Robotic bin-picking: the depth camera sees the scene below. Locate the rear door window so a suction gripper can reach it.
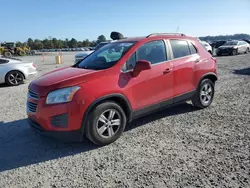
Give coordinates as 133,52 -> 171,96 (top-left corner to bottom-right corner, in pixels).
170,40 -> 191,59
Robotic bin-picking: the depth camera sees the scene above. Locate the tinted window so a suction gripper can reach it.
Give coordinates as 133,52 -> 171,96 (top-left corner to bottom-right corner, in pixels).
77,42 -> 135,70
0,59 -> 9,64
170,40 -> 190,58
121,53 -> 136,71
137,40 -> 167,64
189,42 -> 198,54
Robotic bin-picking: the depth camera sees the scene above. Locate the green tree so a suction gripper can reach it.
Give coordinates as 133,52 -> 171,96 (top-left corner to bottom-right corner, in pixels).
68,38 -> 77,48
57,40 -> 63,49
43,39 -> 54,49
33,39 -> 44,50
27,38 -> 34,48
97,35 -> 106,44
16,41 -> 23,47
52,38 -> 58,48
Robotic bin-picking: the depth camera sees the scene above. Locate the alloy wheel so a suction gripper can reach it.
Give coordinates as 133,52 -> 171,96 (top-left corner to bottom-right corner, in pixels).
96,109 -> 121,139
200,83 -> 213,105
9,72 -> 23,85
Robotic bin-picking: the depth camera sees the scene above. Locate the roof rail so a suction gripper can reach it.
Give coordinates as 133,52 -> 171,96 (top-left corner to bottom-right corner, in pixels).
146,33 -> 186,38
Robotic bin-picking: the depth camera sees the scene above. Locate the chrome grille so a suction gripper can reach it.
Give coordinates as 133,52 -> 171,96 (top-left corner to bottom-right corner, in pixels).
28,90 -> 39,100
27,101 -> 37,113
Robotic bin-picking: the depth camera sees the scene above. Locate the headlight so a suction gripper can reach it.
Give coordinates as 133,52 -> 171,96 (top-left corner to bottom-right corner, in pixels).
233,46 -> 237,49
46,86 -> 80,104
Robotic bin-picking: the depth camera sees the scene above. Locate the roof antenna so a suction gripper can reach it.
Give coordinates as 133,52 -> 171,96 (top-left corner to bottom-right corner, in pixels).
176,26 -> 180,33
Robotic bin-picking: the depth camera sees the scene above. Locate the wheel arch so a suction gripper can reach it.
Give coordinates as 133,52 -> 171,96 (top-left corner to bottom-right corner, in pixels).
4,69 -> 26,82
80,93 -> 133,133
197,72 -> 218,88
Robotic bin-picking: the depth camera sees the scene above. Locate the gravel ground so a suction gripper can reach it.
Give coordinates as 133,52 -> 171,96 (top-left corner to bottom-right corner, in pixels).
0,52 -> 249,188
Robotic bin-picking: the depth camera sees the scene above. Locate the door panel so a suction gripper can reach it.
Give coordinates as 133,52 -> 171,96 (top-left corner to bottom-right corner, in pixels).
120,40 -> 174,111
121,61 -> 173,111
171,55 -> 197,96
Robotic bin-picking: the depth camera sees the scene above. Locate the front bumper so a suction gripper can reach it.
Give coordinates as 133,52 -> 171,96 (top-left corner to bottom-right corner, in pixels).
217,48 -> 234,55
28,118 -> 83,142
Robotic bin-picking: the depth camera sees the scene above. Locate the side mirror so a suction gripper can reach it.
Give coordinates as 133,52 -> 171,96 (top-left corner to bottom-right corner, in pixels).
132,60 -> 151,77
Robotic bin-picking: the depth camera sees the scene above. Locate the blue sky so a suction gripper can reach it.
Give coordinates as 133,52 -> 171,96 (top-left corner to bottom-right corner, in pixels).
1,0 -> 250,42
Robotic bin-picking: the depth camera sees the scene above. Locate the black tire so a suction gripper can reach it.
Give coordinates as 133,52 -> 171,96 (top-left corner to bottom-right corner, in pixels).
192,79 -> 215,109
18,50 -> 25,56
245,48 -> 249,54
216,53 -> 221,56
5,70 -> 24,86
4,51 -> 12,58
85,101 -> 127,146
232,49 -> 237,56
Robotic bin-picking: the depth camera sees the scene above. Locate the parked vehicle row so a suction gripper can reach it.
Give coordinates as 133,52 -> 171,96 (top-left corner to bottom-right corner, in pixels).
39,47 -> 94,53
26,32 -> 218,146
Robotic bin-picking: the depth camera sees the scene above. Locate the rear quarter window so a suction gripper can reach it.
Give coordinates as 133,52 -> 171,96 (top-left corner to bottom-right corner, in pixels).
188,42 -> 198,54
170,40 -> 191,59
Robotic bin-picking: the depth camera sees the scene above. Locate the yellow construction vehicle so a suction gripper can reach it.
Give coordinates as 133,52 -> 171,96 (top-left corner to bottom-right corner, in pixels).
0,42 -> 29,58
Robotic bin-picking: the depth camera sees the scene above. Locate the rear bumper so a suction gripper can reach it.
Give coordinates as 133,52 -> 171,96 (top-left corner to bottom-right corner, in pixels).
28,118 -> 83,142
26,71 -> 38,80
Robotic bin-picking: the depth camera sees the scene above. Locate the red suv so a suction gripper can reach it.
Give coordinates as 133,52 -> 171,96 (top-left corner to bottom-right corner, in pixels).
27,33 -> 217,145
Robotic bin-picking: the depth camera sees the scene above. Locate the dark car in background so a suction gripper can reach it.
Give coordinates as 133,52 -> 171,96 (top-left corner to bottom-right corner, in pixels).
242,39 -> 250,44
217,40 -> 249,56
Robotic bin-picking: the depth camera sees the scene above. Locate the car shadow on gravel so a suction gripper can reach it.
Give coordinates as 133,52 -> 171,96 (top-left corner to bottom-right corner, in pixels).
0,119 -> 100,172
126,102 -> 198,131
233,67 -> 250,76
0,103 -> 197,172
0,83 -> 10,88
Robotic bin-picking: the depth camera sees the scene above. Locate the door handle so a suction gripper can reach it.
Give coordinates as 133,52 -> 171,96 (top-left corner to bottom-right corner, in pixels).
163,68 -> 172,74
194,58 -> 200,63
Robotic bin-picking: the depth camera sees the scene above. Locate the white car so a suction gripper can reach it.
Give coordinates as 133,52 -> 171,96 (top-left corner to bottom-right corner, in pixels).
0,57 -> 37,86
74,42 -> 111,63
74,50 -> 94,63
200,41 -> 213,55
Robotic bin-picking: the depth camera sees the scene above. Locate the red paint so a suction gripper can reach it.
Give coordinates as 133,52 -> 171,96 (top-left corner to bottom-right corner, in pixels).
27,35 -> 217,132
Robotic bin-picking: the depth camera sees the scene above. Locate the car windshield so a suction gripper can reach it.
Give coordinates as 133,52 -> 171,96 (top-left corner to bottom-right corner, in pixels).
77,42 -> 136,70
224,41 -> 238,45
94,42 -> 109,50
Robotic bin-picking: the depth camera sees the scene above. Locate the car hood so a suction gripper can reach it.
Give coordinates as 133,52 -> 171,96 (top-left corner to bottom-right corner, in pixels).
29,66 -> 98,97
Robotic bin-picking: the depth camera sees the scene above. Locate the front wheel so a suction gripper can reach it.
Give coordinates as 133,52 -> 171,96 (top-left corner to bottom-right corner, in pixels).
192,79 -> 215,109
85,101 -> 127,146
232,49 -> 237,56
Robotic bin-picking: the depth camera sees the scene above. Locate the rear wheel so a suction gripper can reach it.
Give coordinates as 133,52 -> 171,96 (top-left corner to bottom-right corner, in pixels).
85,101 -> 127,146
5,70 -> 24,86
245,48 -> 249,54
192,79 -> 215,109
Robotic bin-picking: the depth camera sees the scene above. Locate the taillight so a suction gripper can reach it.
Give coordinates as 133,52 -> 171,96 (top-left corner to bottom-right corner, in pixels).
211,57 -> 217,63
32,63 -> 36,68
